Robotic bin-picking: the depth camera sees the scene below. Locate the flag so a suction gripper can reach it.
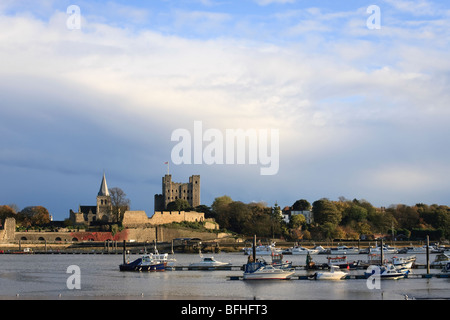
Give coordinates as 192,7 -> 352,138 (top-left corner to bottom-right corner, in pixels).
164,162 -> 168,164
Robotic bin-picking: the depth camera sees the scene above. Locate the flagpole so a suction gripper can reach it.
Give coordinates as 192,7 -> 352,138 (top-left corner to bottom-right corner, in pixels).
167,161 -> 170,175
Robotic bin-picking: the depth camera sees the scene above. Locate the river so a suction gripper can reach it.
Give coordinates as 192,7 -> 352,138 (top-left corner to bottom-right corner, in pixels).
0,252 -> 449,300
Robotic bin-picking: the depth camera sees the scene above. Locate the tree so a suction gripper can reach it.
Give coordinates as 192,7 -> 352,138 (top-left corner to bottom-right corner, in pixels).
167,199 -> 191,211
0,205 -> 16,222
17,206 -> 51,226
109,187 -> 130,223
312,199 -> 342,226
292,199 -> 311,211
289,214 -> 306,229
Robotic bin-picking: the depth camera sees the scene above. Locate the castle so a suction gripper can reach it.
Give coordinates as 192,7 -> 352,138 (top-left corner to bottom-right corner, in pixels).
70,173 -> 205,227
70,173 -> 114,225
154,174 -> 200,211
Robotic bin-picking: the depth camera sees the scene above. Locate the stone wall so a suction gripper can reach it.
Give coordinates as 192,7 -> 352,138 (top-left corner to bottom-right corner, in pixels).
149,211 -> 204,225
122,210 -> 205,228
0,218 -> 16,242
121,211 -> 150,227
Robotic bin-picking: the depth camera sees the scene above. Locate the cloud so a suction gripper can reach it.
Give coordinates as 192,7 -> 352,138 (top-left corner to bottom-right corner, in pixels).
1,1 -> 450,217
254,0 -> 296,5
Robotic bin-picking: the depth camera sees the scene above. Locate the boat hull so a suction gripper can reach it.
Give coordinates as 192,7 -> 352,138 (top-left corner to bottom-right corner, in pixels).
314,272 -> 347,280
243,271 -> 294,280
119,258 -> 166,272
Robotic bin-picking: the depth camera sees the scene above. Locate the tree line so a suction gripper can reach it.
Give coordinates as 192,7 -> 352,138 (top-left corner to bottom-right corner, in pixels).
205,196 -> 450,241
2,194 -> 449,241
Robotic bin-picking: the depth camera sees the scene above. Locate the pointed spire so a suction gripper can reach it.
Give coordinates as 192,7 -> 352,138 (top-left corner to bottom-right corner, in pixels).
98,173 -> 110,196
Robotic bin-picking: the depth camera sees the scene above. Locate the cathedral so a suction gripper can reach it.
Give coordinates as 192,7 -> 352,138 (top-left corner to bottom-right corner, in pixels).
70,173 -> 113,225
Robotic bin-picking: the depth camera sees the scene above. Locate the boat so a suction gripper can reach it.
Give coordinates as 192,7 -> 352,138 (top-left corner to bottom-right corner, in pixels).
270,252 -> 292,270
399,245 -> 435,254
392,255 -> 416,269
369,245 -> 398,254
313,265 -> 348,280
119,247 -> 175,272
283,246 -> 318,255
327,256 -> 358,269
119,253 -> 166,272
364,264 -> 409,280
329,246 -> 360,255
431,253 -> 450,267
243,260 -> 295,280
243,242 -> 282,256
189,255 -> 231,268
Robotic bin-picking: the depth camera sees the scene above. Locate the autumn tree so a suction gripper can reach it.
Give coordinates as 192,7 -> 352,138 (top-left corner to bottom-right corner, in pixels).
109,187 -> 130,223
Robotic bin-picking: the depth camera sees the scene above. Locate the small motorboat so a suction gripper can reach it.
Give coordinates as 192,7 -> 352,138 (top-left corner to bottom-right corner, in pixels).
243,242 -> 282,256
329,246 -> 360,255
271,253 -> 292,270
189,256 -> 231,268
283,246 -> 318,255
369,245 -> 398,254
313,265 -> 348,280
431,253 -> 450,267
364,264 -> 409,280
119,253 -> 166,272
243,261 -> 295,280
327,256 -> 358,269
392,255 -> 416,269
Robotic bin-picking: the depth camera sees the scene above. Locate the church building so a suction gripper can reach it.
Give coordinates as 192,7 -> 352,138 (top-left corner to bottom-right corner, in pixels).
70,173 -> 113,225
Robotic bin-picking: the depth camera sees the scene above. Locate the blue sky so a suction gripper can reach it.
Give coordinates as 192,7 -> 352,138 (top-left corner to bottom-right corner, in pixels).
1,0 -> 450,220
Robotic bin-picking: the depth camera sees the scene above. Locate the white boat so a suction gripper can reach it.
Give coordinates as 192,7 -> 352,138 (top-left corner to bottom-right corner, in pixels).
329,246 -> 360,255
431,253 -> 450,267
189,256 -> 231,268
313,265 -> 347,280
365,264 -> 409,280
392,255 -> 415,269
283,246 -> 318,255
243,261 -> 295,280
243,242 -> 282,256
401,245 -> 435,254
312,245 -> 327,254
369,245 -> 398,254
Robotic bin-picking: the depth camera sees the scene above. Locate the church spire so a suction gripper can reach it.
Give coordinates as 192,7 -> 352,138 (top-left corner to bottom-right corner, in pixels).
98,173 -> 110,196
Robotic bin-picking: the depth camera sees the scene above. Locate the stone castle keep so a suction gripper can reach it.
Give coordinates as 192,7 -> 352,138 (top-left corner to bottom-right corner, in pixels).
154,174 -> 200,211
70,173 -> 205,228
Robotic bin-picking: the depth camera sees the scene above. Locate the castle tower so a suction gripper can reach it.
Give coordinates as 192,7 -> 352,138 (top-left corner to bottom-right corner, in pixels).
96,173 -> 112,222
154,174 -> 200,211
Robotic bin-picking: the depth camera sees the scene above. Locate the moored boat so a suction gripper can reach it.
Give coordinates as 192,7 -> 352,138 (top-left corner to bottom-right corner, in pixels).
119,253 -> 166,272
243,242 -> 282,256
431,253 -> 450,267
391,255 -> 415,269
313,265 -> 347,280
283,246 -> 318,255
364,264 -> 409,280
189,256 -> 231,268
327,256 -> 358,269
243,261 -> 295,280
369,245 -> 398,254
329,246 -> 360,255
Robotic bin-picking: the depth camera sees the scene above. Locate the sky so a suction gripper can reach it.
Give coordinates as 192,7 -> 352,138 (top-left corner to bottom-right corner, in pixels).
1,0 -> 450,220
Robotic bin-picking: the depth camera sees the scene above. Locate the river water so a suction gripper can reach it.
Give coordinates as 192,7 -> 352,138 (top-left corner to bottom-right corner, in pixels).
0,252 -> 449,300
